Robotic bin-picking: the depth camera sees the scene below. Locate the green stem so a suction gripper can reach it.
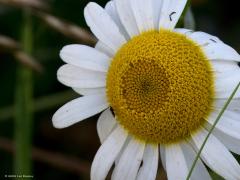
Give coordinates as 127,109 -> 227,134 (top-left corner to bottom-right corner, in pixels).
186,82 -> 240,180
14,11 -> 33,175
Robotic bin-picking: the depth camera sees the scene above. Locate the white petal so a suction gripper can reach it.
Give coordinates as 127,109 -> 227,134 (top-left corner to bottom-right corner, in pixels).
212,128 -> 240,155
160,146 -> 166,170
214,99 -> 240,112
84,2 -> 126,52
184,30 -> 240,62
206,110 -> 240,139
215,69 -> 240,98
137,144 -> 159,180
158,0 -> 171,29
95,41 -> 115,57
174,28 -> 194,35
191,128 -> 240,179
211,109 -> 240,121
60,45 -> 110,72
164,144 -> 188,180
57,64 -> 106,88
187,31 -> 222,46
152,0 -> 163,29
73,87 -> 105,96
204,110 -> 240,154
105,1 -> 130,39
114,137 -> 131,165
97,108 -> 117,143
115,0 -> 139,37
130,0 -> 154,32
210,60 -> 239,74
91,126 -> 128,180
181,143 -> 212,180
227,111 -> 240,120
52,94 -> 108,128
203,42 -> 240,62
112,138 -> 145,180
159,0 -> 188,30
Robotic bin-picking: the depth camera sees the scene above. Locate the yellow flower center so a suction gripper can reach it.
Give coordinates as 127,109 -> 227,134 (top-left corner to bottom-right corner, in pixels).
106,30 -> 214,144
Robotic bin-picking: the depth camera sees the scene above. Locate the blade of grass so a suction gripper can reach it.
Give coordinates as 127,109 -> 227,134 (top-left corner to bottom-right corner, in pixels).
14,10 -> 33,175
186,82 -> 240,180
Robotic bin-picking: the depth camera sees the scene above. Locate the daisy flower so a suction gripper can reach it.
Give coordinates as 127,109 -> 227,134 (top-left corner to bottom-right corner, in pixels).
53,0 -> 240,179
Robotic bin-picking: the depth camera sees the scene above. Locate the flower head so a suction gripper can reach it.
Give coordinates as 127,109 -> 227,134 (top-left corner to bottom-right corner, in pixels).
53,0 -> 240,179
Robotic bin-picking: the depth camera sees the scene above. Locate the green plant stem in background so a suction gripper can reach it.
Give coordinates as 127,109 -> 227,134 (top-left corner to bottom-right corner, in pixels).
186,82 -> 240,180
14,10 -> 33,175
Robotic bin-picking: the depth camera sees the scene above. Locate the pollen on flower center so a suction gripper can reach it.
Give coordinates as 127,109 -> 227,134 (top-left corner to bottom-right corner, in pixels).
106,30 -> 214,144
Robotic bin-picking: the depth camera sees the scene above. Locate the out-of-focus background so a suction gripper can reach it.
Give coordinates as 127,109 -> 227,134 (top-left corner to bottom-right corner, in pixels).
0,0 -> 239,179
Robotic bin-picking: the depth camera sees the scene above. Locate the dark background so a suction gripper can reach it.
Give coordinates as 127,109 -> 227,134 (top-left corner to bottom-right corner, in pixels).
0,0 -> 239,179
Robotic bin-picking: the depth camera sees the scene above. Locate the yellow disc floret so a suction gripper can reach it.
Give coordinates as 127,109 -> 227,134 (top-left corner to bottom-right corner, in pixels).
106,30 -> 214,144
